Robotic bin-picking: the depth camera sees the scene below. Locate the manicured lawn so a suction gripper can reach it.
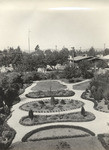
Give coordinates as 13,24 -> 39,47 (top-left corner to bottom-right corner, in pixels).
73,81 -> 90,91
20,99 -> 84,113
20,111 -> 95,126
10,137 -> 105,150
31,80 -> 67,91
27,128 -> 90,141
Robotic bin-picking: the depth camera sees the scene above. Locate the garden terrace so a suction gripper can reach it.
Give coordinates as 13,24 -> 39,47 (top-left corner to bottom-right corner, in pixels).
22,125 -> 95,142
19,99 -> 84,113
20,111 -> 95,126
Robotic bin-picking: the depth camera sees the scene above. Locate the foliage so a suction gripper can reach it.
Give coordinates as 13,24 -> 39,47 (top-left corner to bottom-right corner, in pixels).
87,47 -> 96,56
26,90 -> 75,98
81,106 -> 86,116
29,109 -> 34,120
78,60 -> 93,79
103,48 -> 109,56
64,64 -> 81,79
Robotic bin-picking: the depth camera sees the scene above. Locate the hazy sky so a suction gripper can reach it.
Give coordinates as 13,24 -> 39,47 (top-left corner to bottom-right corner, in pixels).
0,0 -> 109,52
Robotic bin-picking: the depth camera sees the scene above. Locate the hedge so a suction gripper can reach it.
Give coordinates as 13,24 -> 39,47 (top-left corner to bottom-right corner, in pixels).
22,124 -> 95,142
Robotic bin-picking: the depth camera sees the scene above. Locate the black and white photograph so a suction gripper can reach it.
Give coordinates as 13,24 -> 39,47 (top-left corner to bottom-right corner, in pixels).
0,0 -> 109,150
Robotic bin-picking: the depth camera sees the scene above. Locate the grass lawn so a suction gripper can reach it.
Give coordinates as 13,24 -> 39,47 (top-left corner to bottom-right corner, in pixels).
19,99 -> 84,113
31,80 -> 67,91
27,128 -> 90,141
20,111 -> 95,126
9,136 -> 105,150
73,81 -> 90,91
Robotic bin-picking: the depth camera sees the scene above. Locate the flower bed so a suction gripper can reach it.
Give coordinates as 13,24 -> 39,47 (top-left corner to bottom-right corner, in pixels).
22,125 -> 95,142
19,111 -> 95,126
20,99 -> 83,113
81,91 -> 109,113
26,90 -> 75,98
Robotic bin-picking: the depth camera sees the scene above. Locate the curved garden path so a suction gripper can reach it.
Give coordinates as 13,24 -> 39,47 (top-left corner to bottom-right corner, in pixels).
7,80 -> 109,143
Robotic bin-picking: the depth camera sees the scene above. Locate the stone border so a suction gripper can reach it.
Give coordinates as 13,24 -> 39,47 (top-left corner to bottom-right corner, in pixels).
22,124 -> 95,142
81,92 -> 109,113
19,99 -> 84,113
19,111 -> 96,126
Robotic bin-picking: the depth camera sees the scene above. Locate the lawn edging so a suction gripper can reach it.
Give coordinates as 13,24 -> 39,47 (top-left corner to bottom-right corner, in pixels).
22,124 -> 95,142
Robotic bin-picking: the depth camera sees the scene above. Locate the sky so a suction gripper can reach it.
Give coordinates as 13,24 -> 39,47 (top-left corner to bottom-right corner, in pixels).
0,0 -> 109,52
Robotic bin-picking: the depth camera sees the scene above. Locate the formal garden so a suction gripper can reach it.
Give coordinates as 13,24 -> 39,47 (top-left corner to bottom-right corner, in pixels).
20,98 -> 83,113
26,80 -> 75,98
20,111 -> 95,126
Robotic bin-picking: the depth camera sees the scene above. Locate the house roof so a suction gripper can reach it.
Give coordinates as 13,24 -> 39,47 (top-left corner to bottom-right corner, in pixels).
68,55 -> 93,62
101,55 -> 109,60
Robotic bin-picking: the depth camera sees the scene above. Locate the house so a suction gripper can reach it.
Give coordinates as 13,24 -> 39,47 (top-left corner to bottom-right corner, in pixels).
55,64 -> 66,70
0,64 -> 13,73
37,67 -> 46,73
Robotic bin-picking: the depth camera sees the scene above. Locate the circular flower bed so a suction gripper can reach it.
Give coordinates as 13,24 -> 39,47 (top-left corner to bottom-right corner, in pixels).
20,99 -> 84,113
20,111 -> 95,126
26,90 -> 75,98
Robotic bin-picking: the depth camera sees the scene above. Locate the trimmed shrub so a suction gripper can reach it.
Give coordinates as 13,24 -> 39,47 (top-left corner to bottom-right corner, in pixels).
81,106 -> 86,116
29,109 -> 34,120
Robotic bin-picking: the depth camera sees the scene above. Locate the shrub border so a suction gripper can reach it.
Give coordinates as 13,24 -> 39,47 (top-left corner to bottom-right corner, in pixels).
98,134 -> 109,150
19,99 -> 84,113
0,123 -> 16,149
25,90 -> 75,99
19,111 -> 96,126
22,124 -> 95,142
81,92 -> 109,113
